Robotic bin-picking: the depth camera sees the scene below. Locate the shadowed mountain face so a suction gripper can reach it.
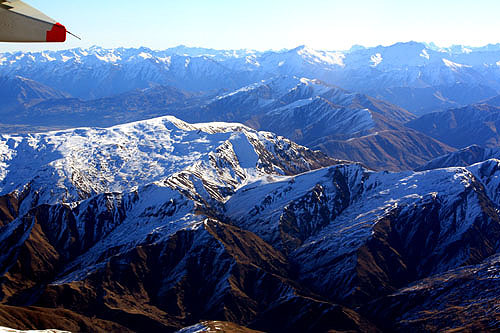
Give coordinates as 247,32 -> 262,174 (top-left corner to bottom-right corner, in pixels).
0,85 -> 209,133
484,93 -> 500,107
0,305 -> 130,332
0,117 -> 499,332
407,104 -> 500,148
313,129 -> 454,171
363,254 -> 500,332
0,76 -> 70,115
415,144 -> 500,171
369,84 -> 499,116
24,85 -> 202,126
224,161 -> 500,305
1,75 -> 414,134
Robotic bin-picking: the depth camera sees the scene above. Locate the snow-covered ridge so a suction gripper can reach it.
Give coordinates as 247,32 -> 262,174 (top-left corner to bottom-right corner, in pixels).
296,46 -> 345,67
8,146 -> 497,298
0,115 -> 335,213
0,115 -> 339,286
442,58 -> 471,69
226,163 -> 483,248
224,158 -> 500,302
1,42 -> 498,64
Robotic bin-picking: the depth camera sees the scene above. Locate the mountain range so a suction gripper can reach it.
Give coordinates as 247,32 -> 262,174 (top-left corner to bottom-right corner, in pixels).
181,76 -> 455,171
1,42 -> 500,114
1,42 -> 500,332
0,74 -> 455,171
3,42 -> 500,171
0,116 -> 499,332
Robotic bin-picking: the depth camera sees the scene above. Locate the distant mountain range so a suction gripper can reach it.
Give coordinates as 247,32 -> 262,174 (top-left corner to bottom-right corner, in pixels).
0,116 -> 499,332
1,42 -> 500,114
0,74 -> 456,171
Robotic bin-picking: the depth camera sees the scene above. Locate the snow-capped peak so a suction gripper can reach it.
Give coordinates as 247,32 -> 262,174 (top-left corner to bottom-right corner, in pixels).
296,46 -> 345,67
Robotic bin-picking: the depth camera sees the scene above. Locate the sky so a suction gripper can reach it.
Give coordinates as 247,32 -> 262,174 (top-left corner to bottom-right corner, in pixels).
1,0 -> 499,52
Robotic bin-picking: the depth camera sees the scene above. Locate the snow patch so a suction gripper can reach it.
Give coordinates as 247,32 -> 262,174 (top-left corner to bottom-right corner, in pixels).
442,58 -> 471,69
138,52 -> 153,59
420,49 -> 430,60
215,81 -> 262,100
245,55 -> 260,66
229,133 -> 259,169
297,47 -> 345,66
176,323 -> 208,333
370,53 -> 383,67
299,77 -> 313,85
61,55 -> 72,62
94,52 -> 121,63
41,52 -> 56,62
157,56 -> 171,66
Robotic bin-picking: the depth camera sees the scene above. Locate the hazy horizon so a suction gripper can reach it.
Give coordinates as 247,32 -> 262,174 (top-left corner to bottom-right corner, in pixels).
2,40 -> 500,54
0,0 -> 499,53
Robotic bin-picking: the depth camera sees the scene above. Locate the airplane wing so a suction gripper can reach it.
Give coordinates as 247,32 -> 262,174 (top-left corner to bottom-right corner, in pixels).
0,0 -> 66,42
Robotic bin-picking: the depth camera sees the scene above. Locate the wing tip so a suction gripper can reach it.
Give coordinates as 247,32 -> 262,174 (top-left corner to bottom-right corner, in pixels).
46,22 -> 66,42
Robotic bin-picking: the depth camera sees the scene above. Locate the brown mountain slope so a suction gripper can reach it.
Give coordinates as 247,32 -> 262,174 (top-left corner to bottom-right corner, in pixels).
313,129 -> 455,171
363,254 -> 500,332
0,212 -> 377,332
0,194 -> 18,227
0,305 -> 130,332
179,321 -> 264,333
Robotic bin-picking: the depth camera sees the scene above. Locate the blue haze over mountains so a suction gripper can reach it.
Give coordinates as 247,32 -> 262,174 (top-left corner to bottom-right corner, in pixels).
2,41 -> 500,110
